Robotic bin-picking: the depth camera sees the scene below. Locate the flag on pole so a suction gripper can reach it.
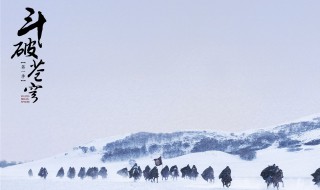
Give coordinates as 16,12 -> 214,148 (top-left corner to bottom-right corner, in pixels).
154,156 -> 162,166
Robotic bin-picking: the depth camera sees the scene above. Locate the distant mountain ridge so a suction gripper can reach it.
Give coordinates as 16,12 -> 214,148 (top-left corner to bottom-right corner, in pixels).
77,114 -> 320,162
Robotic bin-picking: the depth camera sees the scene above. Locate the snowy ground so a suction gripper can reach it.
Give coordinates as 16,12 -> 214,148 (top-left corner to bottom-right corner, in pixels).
0,142 -> 320,190
1,145 -> 319,190
3,115 -> 320,190
1,176 -> 318,190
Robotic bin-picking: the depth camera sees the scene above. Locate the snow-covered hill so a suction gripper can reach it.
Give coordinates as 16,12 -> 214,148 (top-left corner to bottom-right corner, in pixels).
94,113 -> 320,162
1,144 -> 319,190
1,114 -> 320,190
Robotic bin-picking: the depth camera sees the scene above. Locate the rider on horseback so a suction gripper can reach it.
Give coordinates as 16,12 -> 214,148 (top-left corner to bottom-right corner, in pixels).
261,164 -> 284,189
219,166 -> 232,188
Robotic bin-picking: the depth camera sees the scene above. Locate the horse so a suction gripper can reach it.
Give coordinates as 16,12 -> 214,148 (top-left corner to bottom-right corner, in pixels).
77,167 -> 86,179
181,164 -> 192,179
117,167 -> 128,178
67,167 -> 76,179
38,167 -> 48,179
148,166 -> 159,183
161,165 -> 170,180
170,165 -> 179,180
219,166 -> 232,188
201,166 -> 214,182
56,167 -> 65,178
312,168 -> 320,186
190,165 -> 199,180
28,169 -> 33,177
261,165 -> 284,190
86,167 -> 99,179
143,165 -> 151,180
129,164 -> 142,181
98,167 -> 107,178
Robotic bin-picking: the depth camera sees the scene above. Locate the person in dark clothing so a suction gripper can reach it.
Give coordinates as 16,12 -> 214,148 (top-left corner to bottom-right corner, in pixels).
86,167 -> 99,179
261,165 -> 275,181
181,164 -> 192,179
28,169 -> 33,177
56,167 -> 65,178
98,167 -> 107,178
38,167 -> 48,179
170,165 -> 179,180
201,166 -> 214,182
190,165 -> 199,180
311,168 -> 320,185
148,166 -> 159,183
261,164 -> 284,189
129,163 -> 142,181
67,167 -> 76,179
143,165 -> 151,180
161,165 -> 170,180
78,167 -> 86,179
117,167 -> 129,178
219,166 -> 232,188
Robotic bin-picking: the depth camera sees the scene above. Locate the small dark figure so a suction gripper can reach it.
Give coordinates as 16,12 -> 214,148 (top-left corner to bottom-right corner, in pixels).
170,165 -> 179,180
181,164 -> 192,179
201,166 -> 214,182
43,168 -> 48,179
161,165 -> 170,180
56,167 -> 64,178
28,169 -> 33,177
129,163 -> 142,181
148,166 -> 159,183
261,164 -> 284,189
38,167 -> 48,179
143,165 -> 151,180
86,167 -> 92,178
67,167 -> 76,179
311,168 -> 320,186
86,167 -> 99,179
92,167 -> 99,179
98,167 -> 107,179
117,168 -> 129,178
78,167 -> 86,179
219,166 -> 232,188
190,165 -> 199,180
273,169 -> 284,189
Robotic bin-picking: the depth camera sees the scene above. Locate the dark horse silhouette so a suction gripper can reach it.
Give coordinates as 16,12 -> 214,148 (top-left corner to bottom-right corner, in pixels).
98,167 -> 107,179
147,166 -> 159,183
77,167 -> 86,179
219,166 -> 232,188
67,167 -> 76,179
181,164 -> 192,179
161,165 -> 170,180
56,167 -> 64,178
38,167 -> 48,179
129,163 -> 142,181
117,168 -> 128,178
311,168 -> 320,186
28,169 -> 33,177
86,167 -> 99,179
170,165 -> 179,180
190,165 -> 199,180
201,166 -> 214,182
143,165 -> 151,180
261,164 -> 284,190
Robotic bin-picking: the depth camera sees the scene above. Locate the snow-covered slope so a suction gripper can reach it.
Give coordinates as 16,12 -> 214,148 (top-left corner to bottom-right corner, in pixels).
1,114 -> 320,190
1,144 -> 319,190
96,113 -> 320,162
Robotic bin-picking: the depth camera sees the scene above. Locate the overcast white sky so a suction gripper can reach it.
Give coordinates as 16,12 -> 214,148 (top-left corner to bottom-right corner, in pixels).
1,0 -> 320,161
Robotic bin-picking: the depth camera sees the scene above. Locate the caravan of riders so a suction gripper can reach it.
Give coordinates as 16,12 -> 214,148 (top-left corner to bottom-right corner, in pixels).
28,163 -> 320,189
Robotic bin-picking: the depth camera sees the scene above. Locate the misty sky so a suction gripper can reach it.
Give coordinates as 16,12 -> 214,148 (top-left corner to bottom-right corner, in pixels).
1,0 -> 320,161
